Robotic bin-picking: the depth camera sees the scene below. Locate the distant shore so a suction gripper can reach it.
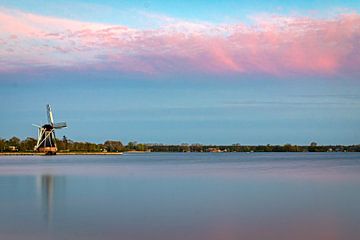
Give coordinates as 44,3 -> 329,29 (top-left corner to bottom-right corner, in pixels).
1,151 -> 358,156
0,152 -> 123,156
2,137 -> 360,153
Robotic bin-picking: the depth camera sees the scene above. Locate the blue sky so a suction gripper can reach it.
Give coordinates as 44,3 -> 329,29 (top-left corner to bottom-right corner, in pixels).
0,0 -> 359,34
0,0 -> 359,145
1,74 -> 359,145
1,0 -> 359,23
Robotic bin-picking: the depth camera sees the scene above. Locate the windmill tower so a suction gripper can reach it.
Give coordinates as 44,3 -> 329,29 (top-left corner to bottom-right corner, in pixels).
33,105 -> 67,155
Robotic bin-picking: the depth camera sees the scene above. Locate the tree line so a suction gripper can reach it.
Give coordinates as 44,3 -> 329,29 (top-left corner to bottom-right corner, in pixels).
1,136 -> 360,152
145,143 -> 360,152
0,136 -> 145,152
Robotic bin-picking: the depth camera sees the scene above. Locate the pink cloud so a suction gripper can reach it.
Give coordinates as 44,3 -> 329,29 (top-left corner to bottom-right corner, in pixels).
0,8 -> 359,78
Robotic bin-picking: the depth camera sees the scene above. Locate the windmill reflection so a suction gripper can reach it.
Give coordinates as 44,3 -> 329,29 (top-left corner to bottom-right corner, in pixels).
37,174 -> 66,225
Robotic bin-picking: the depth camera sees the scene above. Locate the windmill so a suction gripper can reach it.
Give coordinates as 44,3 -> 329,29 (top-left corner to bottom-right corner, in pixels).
33,105 -> 67,155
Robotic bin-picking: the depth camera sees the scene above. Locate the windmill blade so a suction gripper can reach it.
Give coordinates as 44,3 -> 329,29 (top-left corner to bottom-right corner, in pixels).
47,104 -> 54,125
53,122 -> 67,129
53,130 -> 57,142
32,124 -> 42,128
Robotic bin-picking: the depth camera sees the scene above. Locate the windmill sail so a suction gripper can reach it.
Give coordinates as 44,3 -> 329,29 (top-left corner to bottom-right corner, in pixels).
47,104 -> 54,125
53,122 -> 67,129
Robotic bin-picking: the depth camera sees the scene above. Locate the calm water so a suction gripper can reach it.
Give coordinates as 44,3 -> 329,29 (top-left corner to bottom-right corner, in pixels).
1,152 -> 360,240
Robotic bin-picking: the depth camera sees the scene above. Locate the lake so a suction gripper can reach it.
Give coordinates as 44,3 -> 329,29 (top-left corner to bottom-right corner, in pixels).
1,152 -> 360,240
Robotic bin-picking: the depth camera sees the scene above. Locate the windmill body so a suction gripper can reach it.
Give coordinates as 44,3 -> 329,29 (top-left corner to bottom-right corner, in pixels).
34,105 -> 67,155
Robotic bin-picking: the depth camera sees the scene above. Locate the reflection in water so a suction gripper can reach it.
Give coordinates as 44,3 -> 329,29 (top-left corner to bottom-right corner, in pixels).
41,175 -> 53,224
36,175 -> 65,226
1,153 -> 360,240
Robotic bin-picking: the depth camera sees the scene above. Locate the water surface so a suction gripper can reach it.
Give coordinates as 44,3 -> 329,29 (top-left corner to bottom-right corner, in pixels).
1,153 -> 360,240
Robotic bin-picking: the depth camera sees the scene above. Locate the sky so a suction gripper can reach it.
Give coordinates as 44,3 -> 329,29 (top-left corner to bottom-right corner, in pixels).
0,0 -> 359,145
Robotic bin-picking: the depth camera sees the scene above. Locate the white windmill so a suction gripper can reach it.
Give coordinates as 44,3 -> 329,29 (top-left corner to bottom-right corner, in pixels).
33,104 -> 67,155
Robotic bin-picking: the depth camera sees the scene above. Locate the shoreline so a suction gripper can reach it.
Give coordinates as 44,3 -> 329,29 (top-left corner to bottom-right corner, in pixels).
0,151 -> 355,156
0,152 -> 123,156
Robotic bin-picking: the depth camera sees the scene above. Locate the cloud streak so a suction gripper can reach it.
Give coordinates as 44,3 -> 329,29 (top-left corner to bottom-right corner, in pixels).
0,8 -> 359,78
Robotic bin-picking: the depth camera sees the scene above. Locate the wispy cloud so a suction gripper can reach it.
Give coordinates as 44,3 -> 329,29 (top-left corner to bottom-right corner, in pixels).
0,7 -> 359,78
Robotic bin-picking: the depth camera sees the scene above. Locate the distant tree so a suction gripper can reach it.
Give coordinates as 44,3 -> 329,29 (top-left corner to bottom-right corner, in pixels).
243,146 -> 251,152
0,138 -> 6,152
126,141 -> 138,150
136,143 -> 148,151
190,144 -> 203,152
230,143 -> 241,152
180,143 -> 190,152
7,137 -> 21,148
309,141 -> 318,152
19,137 -> 37,151
283,144 -> 300,152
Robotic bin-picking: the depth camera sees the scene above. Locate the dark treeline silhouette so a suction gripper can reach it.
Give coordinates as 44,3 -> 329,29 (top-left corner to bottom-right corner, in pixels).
1,136 -> 359,152
147,143 -> 360,152
0,137 -> 143,152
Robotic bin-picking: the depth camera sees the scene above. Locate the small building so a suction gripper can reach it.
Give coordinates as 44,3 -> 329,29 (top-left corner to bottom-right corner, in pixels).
8,146 -> 18,151
207,148 -> 222,153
